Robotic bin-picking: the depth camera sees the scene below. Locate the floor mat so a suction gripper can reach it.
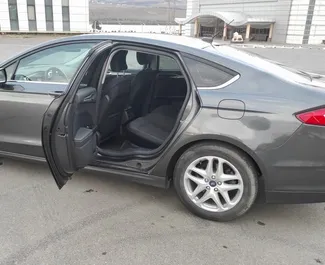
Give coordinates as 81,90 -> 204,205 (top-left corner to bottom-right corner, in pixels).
99,136 -> 148,151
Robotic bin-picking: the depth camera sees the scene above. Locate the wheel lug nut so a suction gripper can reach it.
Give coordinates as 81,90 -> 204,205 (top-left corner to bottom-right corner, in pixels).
206,186 -> 210,190
212,175 -> 216,179
217,182 -> 222,185
205,179 -> 209,182
214,188 -> 218,192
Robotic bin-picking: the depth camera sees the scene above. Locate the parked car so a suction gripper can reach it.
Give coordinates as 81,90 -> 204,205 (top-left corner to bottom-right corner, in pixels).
0,33 -> 325,222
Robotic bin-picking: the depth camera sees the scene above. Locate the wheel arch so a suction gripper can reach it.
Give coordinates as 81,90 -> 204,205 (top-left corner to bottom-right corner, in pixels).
166,135 -> 267,202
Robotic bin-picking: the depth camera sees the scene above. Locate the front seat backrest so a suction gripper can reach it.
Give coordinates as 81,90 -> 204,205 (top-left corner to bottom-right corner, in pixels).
98,50 -> 132,142
127,52 -> 157,118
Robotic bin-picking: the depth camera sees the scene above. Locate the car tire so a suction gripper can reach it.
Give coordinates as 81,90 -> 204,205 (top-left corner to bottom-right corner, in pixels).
173,142 -> 258,222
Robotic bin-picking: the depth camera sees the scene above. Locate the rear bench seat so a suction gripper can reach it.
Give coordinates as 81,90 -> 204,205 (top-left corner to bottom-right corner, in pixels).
125,73 -> 187,149
126,103 -> 181,148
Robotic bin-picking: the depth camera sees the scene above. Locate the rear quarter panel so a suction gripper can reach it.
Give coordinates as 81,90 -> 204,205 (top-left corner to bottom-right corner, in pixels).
152,62 -> 325,194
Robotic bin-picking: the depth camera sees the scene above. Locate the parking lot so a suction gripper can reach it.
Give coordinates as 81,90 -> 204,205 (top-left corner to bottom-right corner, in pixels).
0,35 -> 325,265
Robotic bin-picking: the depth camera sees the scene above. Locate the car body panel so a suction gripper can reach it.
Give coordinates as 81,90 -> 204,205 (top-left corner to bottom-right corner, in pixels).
0,90 -> 56,158
1,33 -> 325,204
260,124 -> 325,192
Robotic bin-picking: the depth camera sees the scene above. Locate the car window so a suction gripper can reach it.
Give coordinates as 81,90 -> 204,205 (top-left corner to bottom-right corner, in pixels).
106,50 -> 144,75
5,61 -> 18,80
126,50 -> 143,71
159,55 -> 180,71
183,57 -> 236,87
13,42 -> 96,84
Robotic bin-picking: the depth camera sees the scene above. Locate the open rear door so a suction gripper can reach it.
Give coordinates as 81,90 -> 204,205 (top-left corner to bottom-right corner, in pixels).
42,41 -> 115,189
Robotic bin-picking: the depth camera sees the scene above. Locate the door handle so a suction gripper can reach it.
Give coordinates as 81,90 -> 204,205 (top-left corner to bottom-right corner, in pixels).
48,91 -> 64,98
83,93 -> 96,102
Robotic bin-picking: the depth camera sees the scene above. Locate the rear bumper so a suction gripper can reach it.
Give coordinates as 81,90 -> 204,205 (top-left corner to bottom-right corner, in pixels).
266,191 -> 325,204
260,124 -> 325,198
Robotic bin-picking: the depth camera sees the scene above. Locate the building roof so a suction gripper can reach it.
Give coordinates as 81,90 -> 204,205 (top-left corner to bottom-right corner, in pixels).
175,11 -> 275,27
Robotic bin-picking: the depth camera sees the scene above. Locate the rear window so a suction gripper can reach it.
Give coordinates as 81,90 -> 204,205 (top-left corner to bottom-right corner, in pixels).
159,55 -> 180,71
183,57 -> 236,87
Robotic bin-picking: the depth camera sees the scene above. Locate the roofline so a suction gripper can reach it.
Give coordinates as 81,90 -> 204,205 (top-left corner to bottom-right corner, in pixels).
0,33 -> 212,67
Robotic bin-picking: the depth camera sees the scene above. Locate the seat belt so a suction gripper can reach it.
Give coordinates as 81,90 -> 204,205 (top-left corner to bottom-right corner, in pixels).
141,75 -> 157,116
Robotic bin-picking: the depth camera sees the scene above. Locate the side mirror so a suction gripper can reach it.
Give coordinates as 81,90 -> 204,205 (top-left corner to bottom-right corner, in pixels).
0,69 -> 7,84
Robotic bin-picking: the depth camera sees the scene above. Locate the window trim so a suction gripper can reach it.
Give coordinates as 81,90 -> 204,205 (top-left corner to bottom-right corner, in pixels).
197,74 -> 240,90
6,80 -> 69,85
181,53 -> 240,90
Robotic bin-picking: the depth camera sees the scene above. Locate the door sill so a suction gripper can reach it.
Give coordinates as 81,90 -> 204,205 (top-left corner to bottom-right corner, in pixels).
0,151 -> 46,163
0,151 -> 169,188
84,164 -> 169,189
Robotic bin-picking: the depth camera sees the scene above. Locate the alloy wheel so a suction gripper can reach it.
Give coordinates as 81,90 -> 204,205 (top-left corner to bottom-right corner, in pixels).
183,156 -> 244,212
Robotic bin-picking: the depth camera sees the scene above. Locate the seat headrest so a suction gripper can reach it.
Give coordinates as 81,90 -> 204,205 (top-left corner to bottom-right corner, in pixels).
110,50 -> 128,72
136,52 -> 153,65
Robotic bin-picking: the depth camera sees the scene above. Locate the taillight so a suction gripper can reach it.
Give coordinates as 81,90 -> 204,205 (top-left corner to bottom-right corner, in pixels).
296,108 -> 325,126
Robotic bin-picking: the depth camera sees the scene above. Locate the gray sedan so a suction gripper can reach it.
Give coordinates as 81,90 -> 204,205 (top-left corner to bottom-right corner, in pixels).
0,33 -> 325,221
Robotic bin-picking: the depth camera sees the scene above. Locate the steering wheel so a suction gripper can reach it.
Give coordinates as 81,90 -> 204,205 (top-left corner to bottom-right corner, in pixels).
45,67 -> 69,82
14,74 -> 32,81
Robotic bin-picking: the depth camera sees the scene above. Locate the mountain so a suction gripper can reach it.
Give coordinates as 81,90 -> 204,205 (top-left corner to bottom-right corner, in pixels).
89,0 -> 187,24
89,0 -> 187,8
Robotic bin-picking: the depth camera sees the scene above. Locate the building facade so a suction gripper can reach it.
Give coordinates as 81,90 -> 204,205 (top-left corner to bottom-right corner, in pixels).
176,0 -> 325,44
0,0 -> 89,32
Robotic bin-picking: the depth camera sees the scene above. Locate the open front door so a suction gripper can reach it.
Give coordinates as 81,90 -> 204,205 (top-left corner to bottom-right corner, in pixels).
42,41 -> 115,189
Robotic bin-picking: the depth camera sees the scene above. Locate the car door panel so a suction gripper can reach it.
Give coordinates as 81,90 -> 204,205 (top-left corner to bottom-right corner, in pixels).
0,40 -> 100,159
0,83 -> 66,158
72,87 -> 98,168
74,127 -> 97,168
44,86 -> 98,181
43,41 -> 115,188
2,81 -> 68,93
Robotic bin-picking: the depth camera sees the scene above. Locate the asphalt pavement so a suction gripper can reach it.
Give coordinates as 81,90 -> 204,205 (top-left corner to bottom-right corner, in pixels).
0,35 -> 325,265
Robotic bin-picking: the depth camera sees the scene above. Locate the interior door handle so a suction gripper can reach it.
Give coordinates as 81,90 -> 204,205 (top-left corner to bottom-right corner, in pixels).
83,93 -> 96,102
48,91 -> 64,98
